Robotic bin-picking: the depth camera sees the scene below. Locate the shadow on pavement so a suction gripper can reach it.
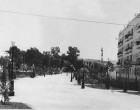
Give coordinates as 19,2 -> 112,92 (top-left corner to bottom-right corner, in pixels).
116,90 -> 140,96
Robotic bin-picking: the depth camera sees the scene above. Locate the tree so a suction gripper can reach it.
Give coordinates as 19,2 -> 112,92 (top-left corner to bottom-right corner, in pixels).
0,56 -> 10,67
6,46 -> 22,68
0,62 -> 10,104
60,54 -> 67,68
51,47 -> 61,68
51,47 -> 60,57
74,59 -> 84,70
107,61 -> 114,71
89,62 -> 92,67
123,59 -> 131,92
42,51 -> 50,68
67,46 -> 80,67
25,47 -> 42,67
61,54 -> 67,61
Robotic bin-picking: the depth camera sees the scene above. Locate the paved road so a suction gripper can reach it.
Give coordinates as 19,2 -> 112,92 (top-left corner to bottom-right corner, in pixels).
11,73 -> 140,110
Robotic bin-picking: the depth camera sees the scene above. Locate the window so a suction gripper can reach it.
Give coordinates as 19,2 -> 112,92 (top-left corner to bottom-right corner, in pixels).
131,28 -> 133,36
132,68 -> 134,75
130,55 -> 132,61
131,41 -> 133,47
135,24 -> 140,31
119,59 -> 120,63
127,44 -> 129,47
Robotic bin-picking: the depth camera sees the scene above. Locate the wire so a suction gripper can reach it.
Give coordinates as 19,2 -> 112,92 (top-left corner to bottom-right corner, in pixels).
0,10 -> 126,26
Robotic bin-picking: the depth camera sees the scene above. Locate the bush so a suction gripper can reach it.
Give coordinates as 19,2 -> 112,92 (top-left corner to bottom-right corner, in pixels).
0,68 -> 10,104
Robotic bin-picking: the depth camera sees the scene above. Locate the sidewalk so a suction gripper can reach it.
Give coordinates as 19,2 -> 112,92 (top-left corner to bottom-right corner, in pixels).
10,73 -> 140,110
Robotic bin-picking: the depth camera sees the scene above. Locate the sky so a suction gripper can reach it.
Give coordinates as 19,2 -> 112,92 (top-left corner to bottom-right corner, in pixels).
0,0 -> 140,61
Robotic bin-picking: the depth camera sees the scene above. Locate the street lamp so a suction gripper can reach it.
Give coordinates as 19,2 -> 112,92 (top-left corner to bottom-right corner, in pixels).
81,65 -> 88,89
22,56 -> 24,72
106,65 -> 110,89
70,65 -> 73,82
81,68 -> 85,89
105,61 -> 110,89
9,41 -> 15,96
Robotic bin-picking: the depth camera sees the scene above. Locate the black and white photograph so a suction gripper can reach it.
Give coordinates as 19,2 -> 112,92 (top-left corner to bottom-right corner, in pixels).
0,0 -> 140,109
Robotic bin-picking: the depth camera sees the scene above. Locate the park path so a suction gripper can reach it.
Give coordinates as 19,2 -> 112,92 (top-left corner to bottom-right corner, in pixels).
11,73 -> 140,110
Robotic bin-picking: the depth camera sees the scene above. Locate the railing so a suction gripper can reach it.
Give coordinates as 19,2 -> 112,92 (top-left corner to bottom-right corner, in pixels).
125,36 -> 133,42
136,45 -> 140,49
136,27 -> 140,33
136,41 -> 140,49
118,41 -> 123,47
125,47 -> 132,54
117,51 -> 123,57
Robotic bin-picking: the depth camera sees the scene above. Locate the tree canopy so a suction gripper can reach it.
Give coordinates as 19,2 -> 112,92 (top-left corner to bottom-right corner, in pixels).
4,45 -> 82,71
67,46 -> 80,67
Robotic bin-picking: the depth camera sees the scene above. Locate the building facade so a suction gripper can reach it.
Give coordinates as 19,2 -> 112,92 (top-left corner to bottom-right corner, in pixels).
118,13 -> 140,81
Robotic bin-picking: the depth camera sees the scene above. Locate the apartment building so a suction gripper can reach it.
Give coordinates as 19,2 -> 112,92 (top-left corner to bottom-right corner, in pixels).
118,13 -> 140,80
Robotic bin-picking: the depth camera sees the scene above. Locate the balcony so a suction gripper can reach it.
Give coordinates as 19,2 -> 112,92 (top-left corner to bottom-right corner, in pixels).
125,47 -> 132,54
117,51 -> 123,57
118,41 -> 123,47
124,59 -> 132,67
125,36 -> 133,42
136,41 -> 140,49
125,31 -> 133,42
136,25 -> 140,33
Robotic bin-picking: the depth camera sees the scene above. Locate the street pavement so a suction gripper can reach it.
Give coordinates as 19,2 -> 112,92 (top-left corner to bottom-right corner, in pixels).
10,73 -> 140,110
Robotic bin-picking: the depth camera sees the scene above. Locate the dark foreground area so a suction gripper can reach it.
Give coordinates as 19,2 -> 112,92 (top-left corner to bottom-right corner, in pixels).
0,102 -> 31,109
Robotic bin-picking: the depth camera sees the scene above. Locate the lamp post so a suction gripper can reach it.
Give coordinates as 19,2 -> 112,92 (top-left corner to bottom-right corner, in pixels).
81,65 -> 88,89
9,41 -> 15,96
48,51 -> 51,75
70,65 -> 73,82
81,68 -> 85,89
22,56 -> 24,72
105,62 -> 110,89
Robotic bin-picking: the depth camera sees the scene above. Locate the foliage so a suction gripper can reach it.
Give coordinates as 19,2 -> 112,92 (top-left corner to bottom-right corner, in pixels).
51,47 -> 60,57
60,54 -> 68,68
50,47 -> 61,68
25,47 -> 42,67
0,66 -> 10,104
74,59 -> 84,70
0,56 -> 10,67
6,46 -> 22,68
67,46 -> 80,67
107,61 -> 114,71
4,45 -> 82,72
42,51 -> 50,68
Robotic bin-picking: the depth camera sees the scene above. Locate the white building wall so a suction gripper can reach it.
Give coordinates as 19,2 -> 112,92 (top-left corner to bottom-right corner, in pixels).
118,13 -> 140,81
